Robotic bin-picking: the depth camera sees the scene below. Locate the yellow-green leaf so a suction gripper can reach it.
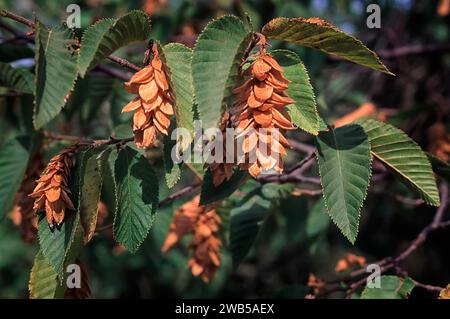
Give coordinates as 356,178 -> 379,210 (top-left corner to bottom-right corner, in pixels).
29,250 -> 65,299
356,119 -> 440,206
192,15 -> 253,129
271,49 -> 319,135
262,17 -> 393,75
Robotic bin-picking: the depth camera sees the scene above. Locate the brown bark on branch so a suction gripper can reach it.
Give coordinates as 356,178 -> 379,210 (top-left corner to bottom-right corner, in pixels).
0,9 -> 142,73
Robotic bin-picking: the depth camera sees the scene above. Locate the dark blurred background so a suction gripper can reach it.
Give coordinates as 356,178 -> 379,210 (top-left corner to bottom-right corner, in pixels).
0,0 -> 449,298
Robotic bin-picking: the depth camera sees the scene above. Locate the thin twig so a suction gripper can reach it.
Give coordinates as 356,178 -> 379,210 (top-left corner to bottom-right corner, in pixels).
93,65 -> 131,82
0,9 -> 34,28
395,183 -> 448,263
378,43 -> 450,59
0,9 -> 142,72
393,194 -> 425,206
411,279 -> 444,293
392,265 -> 445,293
258,151 -> 317,184
107,55 -> 141,72
288,139 -> 316,154
43,130 -> 134,148
158,182 -> 202,208
343,182 -> 450,297
292,188 -> 322,196
96,182 -> 202,233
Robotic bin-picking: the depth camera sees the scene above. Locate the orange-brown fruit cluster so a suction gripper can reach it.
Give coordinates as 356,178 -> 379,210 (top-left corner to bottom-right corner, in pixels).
207,112 -> 235,186
335,253 -> 366,273
29,146 -> 76,226
427,122 -> 450,162
122,44 -> 174,148
9,153 -> 45,243
162,195 -> 221,282
438,0 -> 450,16
334,102 -> 389,128
307,273 -> 327,297
97,201 -> 108,226
142,0 -> 167,16
440,284 -> 450,299
230,49 -> 294,177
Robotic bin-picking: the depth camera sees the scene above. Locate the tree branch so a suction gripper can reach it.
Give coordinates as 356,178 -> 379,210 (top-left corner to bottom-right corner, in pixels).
43,130 -> 134,148
96,182 -> 202,233
342,182 -> 449,297
0,9 -> 34,28
378,43 -> 450,59
258,151 -> 318,184
0,9 -> 142,73
93,65 -> 132,82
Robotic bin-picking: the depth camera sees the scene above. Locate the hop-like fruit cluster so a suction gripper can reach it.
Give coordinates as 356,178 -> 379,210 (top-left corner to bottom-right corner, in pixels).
230,48 -> 294,177
427,122 -> 450,162
162,195 -> 221,282
9,153 -> 45,243
334,253 -> 366,273
122,44 -> 174,148
30,146 -> 76,226
207,112 -> 236,186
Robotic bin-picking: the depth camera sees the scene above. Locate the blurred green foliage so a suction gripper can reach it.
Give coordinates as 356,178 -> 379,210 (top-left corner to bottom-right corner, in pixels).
0,0 -> 449,298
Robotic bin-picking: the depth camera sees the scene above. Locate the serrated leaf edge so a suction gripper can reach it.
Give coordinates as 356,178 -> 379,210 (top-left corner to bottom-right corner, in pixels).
33,21 -> 79,129
112,147 -> 158,253
316,124 -> 372,244
192,15 -> 253,128
262,17 -> 394,76
357,119 -> 440,207
271,49 -> 320,135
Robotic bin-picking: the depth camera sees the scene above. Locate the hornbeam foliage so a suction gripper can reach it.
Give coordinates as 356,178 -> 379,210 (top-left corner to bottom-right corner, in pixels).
0,9 -> 443,299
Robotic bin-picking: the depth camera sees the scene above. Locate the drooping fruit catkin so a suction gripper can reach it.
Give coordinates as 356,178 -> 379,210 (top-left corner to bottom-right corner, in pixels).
122,43 -> 174,148
29,146 -> 76,226
230,37 -> 294,177
162,195 -> 221,282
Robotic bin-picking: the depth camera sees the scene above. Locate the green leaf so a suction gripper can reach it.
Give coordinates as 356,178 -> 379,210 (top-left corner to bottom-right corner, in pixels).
163,128 -> 182,189
200,169 -> 247,205
318,116 -> 329,132
33,21 -> 78,129
262,17 -> 392,75
77,11 -> 151,77
356,119 -> 440,206
427,153 -> 450,184
0,136 -> 34,219
305,198 -> 330,239
361,276 -> 415,299
163,43 -> 195,135
316,124 -> 371,243
65,74 -> 115,122
0,62 -> 33,93
29,250 -> 65,299
78,148 -> 106,243
271,49 -> 319,135
37,205 -> 80,277
230,195 -> 271,268
37,152 -> 85,277
192,15 -> 252,129
113,147 -> 159,253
